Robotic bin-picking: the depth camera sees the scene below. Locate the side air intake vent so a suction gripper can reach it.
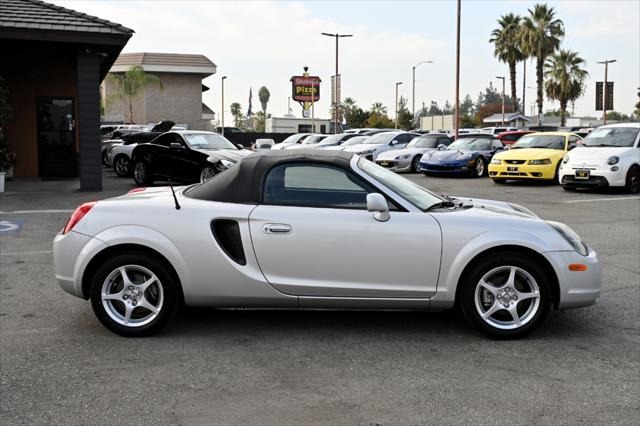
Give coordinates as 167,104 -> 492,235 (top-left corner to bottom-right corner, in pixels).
211,219 -> 246,265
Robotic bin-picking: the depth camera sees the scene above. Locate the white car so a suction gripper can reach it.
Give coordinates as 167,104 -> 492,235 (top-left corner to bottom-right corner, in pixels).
271,133 -> 310,150
107,140 -> 138,177
53,150 -> 601,339
481,126 -> 518,135
343,131 -> 419,161
318,135 -> 370,151
285,134 -> 327,149
253,138 -> 275,151
559,123 -> 640,193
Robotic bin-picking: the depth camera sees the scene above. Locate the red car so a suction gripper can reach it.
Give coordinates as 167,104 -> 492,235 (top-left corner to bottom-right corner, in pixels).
496,130 -> 534,146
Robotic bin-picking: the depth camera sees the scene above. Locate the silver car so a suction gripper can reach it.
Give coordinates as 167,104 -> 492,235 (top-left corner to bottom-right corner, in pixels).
375,134 -> 453,172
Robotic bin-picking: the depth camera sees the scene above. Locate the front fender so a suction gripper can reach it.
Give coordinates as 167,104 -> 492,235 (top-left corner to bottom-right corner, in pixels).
431,227 -> 564,309
92,225 -> 191,297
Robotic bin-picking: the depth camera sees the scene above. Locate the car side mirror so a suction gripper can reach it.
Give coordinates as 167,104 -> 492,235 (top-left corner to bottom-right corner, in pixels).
236,143 -> 244,149
367,193 -> 390,222
170,142 -> 185,150
438,144 -> 446,150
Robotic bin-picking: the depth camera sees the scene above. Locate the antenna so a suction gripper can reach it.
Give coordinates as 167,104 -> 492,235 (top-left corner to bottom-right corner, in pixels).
168,178 -> 181,210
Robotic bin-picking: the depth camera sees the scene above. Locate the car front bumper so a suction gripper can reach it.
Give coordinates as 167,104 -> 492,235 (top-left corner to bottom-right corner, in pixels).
420,160 -> 471,174
544,247 -> 602,309
559,165 -> 626,187
488,162 -> 556,180
375,158 -> 412,172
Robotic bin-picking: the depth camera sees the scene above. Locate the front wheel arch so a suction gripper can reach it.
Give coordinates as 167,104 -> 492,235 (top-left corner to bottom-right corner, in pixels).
82,243 -> 185,306
453,245 -> 560,310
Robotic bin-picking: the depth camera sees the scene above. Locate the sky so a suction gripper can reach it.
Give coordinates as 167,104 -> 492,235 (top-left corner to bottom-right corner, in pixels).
55,0 -> 640,121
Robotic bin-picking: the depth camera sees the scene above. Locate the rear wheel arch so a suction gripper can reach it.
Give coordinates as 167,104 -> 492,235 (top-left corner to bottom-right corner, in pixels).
453,245 -> 560,309
82,244 -> 185,306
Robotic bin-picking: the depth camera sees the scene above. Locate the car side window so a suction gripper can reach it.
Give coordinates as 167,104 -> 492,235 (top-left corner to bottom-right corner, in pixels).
491,140 -> 504,149
438,137 -> 452,146
152,134 -> 173,147
263,164 -> 374,209
568,135 -> 580,150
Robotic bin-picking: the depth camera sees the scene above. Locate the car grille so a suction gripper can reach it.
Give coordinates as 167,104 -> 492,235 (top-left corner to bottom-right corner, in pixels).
424,164 -> 457,171
376,161 -> 396,168
562,175 -> 609,186
504,160 -> 526,164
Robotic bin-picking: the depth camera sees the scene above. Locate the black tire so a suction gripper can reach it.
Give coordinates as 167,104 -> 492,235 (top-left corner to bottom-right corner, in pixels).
411,156 -> 421,173
471,157 -> 486,177
492,178 -> 507,184
552,161 -> 561,184
423,171 -> 431,177
625,165 -> 640,194
102,150 -> 109,167
459,253 -> 551,339
113,154 -> 131,177
133,160 -> 154,186
90,253 -> 179,337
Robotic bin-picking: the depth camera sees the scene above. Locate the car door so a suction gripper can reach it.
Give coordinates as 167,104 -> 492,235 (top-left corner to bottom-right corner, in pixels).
248,163 -> 442,299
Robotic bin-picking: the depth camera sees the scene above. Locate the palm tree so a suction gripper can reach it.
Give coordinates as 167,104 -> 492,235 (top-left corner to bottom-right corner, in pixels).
254,111 -> 271,132
521,3 -> 565,122
490,13 -> 524,112
330,102 -> 345,123
343,97 -> 356,123
544,49 -> 588,127
258,86 -> 270,117
370,102 -> 387,115
106,65 -> 162,123
230,102 -> 243,127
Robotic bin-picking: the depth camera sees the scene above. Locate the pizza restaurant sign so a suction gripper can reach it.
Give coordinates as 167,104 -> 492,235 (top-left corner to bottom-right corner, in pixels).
291,76 -> 321,102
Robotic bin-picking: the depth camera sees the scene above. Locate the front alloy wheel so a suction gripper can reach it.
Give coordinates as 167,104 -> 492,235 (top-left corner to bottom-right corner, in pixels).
114,155 -> 130,177
473,158 -> 485,177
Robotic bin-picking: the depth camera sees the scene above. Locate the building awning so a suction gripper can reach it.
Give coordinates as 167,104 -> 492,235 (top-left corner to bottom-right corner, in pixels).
483,113 -> 531,124
110,52 -> 217,77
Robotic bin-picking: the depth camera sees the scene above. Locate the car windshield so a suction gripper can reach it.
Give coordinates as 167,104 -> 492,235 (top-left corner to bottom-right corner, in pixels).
341,136 -> 369,147
407,136 -> 440,149
317,134 -> 347,146
581,127 -> 639,147
300,135 -> 325,144
448,138 -> 491,151
362,132 -> 396,145
357,158 -> 443,211
183,133 -> 237,150
511,135 -> 565,150
280,133 -> 307,144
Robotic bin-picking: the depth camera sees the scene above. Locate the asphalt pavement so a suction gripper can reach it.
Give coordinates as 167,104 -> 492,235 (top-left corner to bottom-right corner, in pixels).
1,168 -> 639,425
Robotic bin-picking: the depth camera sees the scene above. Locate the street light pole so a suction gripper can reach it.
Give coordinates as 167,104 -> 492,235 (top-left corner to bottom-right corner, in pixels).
412,60 -> 433,117
496,76 -> 505,125
598,59 -> 616,125
221,75 -> 227,137
454,0 -> 461,139
395,82 -> 403,129
322,32 -> 353,133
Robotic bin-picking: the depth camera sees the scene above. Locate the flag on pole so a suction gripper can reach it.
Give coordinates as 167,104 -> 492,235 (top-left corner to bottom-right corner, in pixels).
246,87 -> 253,116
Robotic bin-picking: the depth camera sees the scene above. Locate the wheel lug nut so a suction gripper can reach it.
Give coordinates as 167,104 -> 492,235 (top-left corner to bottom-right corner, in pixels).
138,291 -> 142,297
129,286 -> 134,291
123,294 -> 128,300
132,300 -> 137,306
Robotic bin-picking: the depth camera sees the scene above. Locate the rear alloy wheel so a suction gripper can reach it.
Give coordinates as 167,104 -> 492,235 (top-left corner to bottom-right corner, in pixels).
625,165 -> 640,193
114,155 -> 131,177
473,158 -> 486,177
200,166 -> 217,183
411,156 -> 421,173
133,161 -> 154,186
460,254 -> 551,339
90,253 -> 179,337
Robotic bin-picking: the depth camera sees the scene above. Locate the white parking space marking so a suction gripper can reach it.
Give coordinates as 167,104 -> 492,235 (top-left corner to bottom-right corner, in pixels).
0,209 -> 74,214
0,221 -> 20,233
0,250 -> 53,257
563,196 -> 640,204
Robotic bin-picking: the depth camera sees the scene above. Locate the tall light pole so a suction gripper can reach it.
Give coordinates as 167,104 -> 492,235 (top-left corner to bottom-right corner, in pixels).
220,75 -> 227,136
496,76 -> 506,126
322,32 -> 353,133
412,60 -> 433,117
454,0 -> 461,139
395,82 -> 403,129
598,59 -> 616,125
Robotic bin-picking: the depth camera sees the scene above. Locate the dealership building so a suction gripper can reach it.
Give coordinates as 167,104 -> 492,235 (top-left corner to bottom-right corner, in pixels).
0,0 -> 132,190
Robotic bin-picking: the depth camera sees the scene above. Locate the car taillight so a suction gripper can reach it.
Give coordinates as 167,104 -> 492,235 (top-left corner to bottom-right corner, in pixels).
63,201 -> 96,234
127,187 -> 146,194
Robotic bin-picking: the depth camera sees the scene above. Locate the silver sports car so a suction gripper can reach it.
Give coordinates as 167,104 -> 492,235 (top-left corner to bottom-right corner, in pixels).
53,150 -> 601,338
375,134 -> 453,172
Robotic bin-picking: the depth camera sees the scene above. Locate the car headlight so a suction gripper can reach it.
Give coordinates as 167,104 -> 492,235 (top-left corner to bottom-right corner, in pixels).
219,159 -> 235,169
546,220 -> 589,256
607,156 -> 619,165
528,159 -> 552,165
467,158 -> 476,166
396,154 -> 410,160
491,158 -> 501,165
562,155 -> 570,164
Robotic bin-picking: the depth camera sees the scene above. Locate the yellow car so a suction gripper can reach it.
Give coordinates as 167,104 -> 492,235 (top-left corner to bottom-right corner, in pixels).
488,132 -> 582,183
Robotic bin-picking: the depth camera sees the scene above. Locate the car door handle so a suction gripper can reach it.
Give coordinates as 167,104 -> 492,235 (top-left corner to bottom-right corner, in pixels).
263,223 -> 292,234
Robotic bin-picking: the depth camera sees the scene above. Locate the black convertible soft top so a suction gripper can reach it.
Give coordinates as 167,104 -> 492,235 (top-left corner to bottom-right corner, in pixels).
184,149 -> 356,204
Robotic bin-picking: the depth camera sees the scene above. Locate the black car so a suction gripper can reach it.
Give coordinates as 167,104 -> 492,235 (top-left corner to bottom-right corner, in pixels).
131,131 -> 252,185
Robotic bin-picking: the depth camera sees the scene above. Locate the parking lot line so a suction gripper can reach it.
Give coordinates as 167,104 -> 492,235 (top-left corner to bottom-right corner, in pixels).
0,209 -> 74,214
563,196 -> 640,204
0,250 -> 53,256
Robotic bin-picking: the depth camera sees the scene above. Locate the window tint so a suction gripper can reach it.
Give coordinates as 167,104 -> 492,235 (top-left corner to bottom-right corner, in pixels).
263,164 -> 371,209
438,137 -> 452,146
151,134 -> 174,147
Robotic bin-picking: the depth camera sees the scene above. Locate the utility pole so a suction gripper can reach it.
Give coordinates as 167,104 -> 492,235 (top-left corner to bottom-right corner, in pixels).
412,60 -> 433,118
395,82 -> 403,129
598,59 -> 616,125
454,0 -> 461,139
287,96 -> 291,115
322,32 -> 353,133
311,79 -> 315,133
221,75 -> 227,137
522,60 -> 526,114
496,76 -> 506,125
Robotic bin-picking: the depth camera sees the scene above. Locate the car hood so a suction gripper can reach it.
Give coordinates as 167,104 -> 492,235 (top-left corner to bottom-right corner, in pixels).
565,146 -> 635,163
194,149 -> 252,162
422,149 -> 476,162
378,147 -> 433,159
496,148 -> 564,160
451,197 -> 538,218
344,144 -> 383,153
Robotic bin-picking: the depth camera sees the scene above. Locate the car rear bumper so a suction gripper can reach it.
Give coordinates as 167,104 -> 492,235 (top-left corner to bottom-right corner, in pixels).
544,248 -> 602,309
488,163 -> 556,180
